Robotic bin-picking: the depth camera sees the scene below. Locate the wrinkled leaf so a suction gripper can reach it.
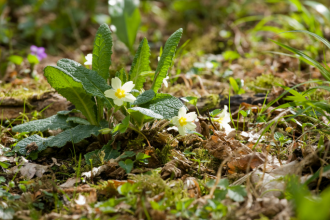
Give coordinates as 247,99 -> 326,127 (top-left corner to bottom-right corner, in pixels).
151,28 -> 183,93
12,114 -> 71,133
141,94 -> 185,119
133,90 -> 155,105
129,38 -> 150,91
44,66 -> 98,125
92,23 -> 113,79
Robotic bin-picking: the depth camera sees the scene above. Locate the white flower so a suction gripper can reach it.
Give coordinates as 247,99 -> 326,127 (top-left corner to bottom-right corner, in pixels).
75,194 -> 86,205
212,105 -> 233,134
84,53 -> 93,65
163,76 -> 169,88
171,107 -> 197,136
104,77 -> 136,106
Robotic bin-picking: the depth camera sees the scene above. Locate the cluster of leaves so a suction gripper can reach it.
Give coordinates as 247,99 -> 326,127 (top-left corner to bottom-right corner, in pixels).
94,172 -> 247,219
13,24 -> 185,163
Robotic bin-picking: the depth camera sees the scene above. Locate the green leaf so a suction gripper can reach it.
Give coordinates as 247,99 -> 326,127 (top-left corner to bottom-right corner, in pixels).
141,94 -> 185,119
133,90 -> 155,105
210,109 -> 221,117
181,96 -> 198,106
109,0 -> 141,51
103,142 -> 121,161
12,114 -> 72,133
274,132 -> 284,141
285,30 -> 330,50
151,28 -> 183,93
57,109 -> 82,116
66,117 -> 90,125
120,151 -> 135,159
129,38 -> 150,91
304,1 -> 330,24
113,115 -> 130,134
47,125 -> 102,148
270,39 -> 330,81
115,68 -> 127,83
27,54 -> 39,64
238,110 -> 247,117
136,152 -> 150,160
57,59 -> 113,109
118,159 -> 134,173
228,185 -> 247,202
214,189 -> 228,201
17,125 -> 103,155
44,66 -> 98,125
128,107 -> 163,119
8,55 -> 23,65
92,23 -> 113,79
99,128 -> 112,135
223,50 -> 240,61
85,141 -> 120,165
0,161 -> 11,169
16,134 -> 49,155
229,77 -> 239,93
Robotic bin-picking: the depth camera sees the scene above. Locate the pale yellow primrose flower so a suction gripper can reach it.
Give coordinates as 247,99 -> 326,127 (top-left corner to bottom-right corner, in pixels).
171,107 -> 197,136
104,77 -> 136,106
163,76 -> 169,88
212,105 -> 232,134
84,53 -> 93,65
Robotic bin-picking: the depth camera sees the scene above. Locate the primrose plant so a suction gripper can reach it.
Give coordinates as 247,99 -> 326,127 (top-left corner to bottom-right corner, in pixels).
13,24 -> 191,160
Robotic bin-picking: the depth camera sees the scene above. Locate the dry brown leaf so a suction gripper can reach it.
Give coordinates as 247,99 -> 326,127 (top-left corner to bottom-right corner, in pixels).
9,162 -> 49,179
228,152 -> 266,174
59,177 -> 80,188
161,159 -> 191,179
183,176 -> 201,198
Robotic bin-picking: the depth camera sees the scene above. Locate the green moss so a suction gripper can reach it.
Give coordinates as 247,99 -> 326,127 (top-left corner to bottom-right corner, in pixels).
247,74 -> 284,93
129,171 -> 187,203
0,80 -> 51,99
200,94 -> 220,112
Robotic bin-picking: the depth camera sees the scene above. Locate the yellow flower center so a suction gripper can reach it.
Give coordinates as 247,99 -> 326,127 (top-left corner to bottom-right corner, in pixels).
115,88 -> 126,99
179,117 -> 187,126
214,117 -> 223,123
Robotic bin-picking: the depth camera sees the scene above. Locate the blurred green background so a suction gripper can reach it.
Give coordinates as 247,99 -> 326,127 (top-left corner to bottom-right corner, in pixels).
1,0 -> 330,78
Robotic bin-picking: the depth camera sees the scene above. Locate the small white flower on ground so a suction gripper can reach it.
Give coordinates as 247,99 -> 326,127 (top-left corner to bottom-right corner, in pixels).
163,76 -> 169,88
104,77 -> 136,106
75,194 -> 86,205
171,107 -> 197,136
212,105 -> 233,134
84,53 -> 93,65
110,25 -> 117,32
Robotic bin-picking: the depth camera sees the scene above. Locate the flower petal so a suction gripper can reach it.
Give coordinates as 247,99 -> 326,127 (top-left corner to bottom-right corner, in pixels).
111,77 -> 121,90
163,76 -> 169,88
104,89 -> 116,99
113,98 -> 124,106
186,112 -> 197,122
185,121 -> 197,131
178,106 -> 186,118
122,93 -> 136,103
178,126 -> 186,136
84,54 -> 93,65
171,116 -> 180,126
30,45 -> 38,53
222,115 -> 231,124
121,81 -> 135,92
220,123 -> 232,134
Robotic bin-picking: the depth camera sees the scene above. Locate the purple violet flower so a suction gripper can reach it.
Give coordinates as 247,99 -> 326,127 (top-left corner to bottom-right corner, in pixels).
30,45 -> 47,61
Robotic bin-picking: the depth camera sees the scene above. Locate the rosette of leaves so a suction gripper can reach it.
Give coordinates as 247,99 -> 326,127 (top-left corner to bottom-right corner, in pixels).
14,23 -> 184,157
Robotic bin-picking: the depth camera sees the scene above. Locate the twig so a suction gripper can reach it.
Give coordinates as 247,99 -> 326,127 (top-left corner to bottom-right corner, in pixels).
207,108 -> 218,131
129,126 -> 152,148
208,157 -> 231,199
